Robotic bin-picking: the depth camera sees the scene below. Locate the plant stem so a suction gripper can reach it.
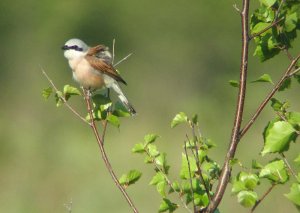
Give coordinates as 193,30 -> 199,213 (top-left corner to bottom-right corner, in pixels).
240,54 -> 300,137
83,89 -> 139,213
250,184 -> 276,212
205,0 -> 250,212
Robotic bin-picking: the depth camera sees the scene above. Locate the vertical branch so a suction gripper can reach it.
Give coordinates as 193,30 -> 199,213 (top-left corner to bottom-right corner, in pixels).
184,142 -> 197,213
83,89 -> 139,213
205,0 -> 250,212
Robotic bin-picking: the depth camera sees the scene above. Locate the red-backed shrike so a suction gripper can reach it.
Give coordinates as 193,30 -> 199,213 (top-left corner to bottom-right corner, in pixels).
62,38 -> 136,115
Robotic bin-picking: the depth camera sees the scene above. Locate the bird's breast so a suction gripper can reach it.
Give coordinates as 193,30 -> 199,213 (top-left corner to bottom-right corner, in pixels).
72,58 -> 105,89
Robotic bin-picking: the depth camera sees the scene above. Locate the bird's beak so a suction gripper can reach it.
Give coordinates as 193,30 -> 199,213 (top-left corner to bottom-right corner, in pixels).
61,45 -> 69,50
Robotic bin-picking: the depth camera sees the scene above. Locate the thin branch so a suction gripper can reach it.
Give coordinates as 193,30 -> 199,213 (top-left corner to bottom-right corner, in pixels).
240,54 -> 300,137
144,149 -> 192,213
83,89 -> 139,213
186,133 -> 211,200
112,38 -> 116,64
205,1 -> 250,212
249,17 -> 284,40
41,69 -> 90,125
184,142 -> 197,213
114,53 -> 133,67
281,153 -> 299,181
233,4 -> 241,14
250,184 -> 276,212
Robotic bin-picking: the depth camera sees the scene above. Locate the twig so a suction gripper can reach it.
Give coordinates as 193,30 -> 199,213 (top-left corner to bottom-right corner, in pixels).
205,1 -> 250,212
233,4 -> 241,14
184,142 -> 197,213
281,153 -> 299,181
250,184 -> 276,212
63,199 -> 73,213
240,54 -> 300,137
144,149 -> 192,213
114,53 -> 133,67
249,17 -> 284,40
41,69 -> 90,125
186,133 -> 211,200
83,89 -> 139,213
112,38 -> 116,64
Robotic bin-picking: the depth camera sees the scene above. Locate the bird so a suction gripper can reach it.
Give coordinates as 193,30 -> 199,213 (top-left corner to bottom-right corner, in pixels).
62,38 -> 136,115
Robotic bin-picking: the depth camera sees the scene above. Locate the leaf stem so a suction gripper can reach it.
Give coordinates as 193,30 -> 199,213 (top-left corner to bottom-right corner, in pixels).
281,153 -> 299,181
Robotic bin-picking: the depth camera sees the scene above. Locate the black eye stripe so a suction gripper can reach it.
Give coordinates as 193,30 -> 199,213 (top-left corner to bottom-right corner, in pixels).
62,45 -> 83,51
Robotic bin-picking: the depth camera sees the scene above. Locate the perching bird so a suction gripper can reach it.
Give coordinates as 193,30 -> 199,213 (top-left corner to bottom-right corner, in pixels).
62,38 -> 136,115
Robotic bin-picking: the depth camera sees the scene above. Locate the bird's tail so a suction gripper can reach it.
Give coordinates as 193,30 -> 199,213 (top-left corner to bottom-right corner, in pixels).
111,83 -> 137,115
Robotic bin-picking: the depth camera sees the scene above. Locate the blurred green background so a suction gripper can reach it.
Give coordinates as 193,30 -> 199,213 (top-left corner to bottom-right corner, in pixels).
0,0 -> 299,212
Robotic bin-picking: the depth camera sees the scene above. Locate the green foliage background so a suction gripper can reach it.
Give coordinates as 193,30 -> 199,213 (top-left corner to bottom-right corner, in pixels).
0,0 -> 299,212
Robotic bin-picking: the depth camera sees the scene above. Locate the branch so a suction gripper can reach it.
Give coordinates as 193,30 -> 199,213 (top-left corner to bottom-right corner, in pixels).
41,69 -> 90,125
205,0 -> 250,212
114,53 -> 133,67
249,17 -> 284,40
240,54 -> 300,137
184,142 -> 197,213
250,184 -> 276,212
281,153 -> 299,181
83,89 -> 139,213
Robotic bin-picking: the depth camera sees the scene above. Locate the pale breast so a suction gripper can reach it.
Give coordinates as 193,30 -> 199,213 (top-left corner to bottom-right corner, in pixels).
72,58 -> 105,89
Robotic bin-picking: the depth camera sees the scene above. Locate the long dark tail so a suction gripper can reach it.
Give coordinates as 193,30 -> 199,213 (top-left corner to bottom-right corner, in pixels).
111,83 -> 137,116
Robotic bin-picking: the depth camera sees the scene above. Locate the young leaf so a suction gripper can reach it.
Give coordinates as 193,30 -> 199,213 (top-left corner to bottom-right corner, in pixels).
132,143 -> 145,153
144,133 -> 160,145
286,112 -> 300,127
239,172 -> 259,190
251,22 -> 271,35
270,98 -> 283,112
42,87 -> 53,99
229,80 -> 239,88
252,160 -> 263,169
147,144 -> 160,157
156,181 -> 168,197
55,91 -> 64,107
285,183 -> 300,207
251,74 -> 274,84
106,114 -> 120,128
259,159 -> 289,183
279,78 -> 292,91
285,12 -> 298,33
113,101 -> 131,117
63,85 -> 81,100
260,0 -> 276,8
262,121 -> 296,155
119,170 -> 142,187
180,153 -> 197,179
232,180 -> 247,195
158,198 -> 178,213
237,191 -> 258,208
171,112 -> 188,128
149,172 -> 165,186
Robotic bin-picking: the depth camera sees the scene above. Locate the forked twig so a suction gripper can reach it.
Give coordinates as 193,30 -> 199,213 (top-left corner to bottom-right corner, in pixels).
41,69 -> 90,125
114,53 -> 133,67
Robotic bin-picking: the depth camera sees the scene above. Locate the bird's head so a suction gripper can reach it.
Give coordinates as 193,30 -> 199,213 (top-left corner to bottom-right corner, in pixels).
62,38 -> 89,59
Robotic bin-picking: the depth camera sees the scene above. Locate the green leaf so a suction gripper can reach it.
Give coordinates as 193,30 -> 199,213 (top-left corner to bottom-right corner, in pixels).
42,87 -> 53,99
170,181 -> 181,193
171,112 -> 188,128
251,74 -> 274,84
63,85 -> 81,100
285,12 -> 298,32
119,170 -> 142,187
251,22 -> 271,35
279,78 -> 292,91
144,133 -> 160,145
150,172 -> 165,185
112,101 -> 131,117
155,152 -> 170,174
158,198 -> 178,213
232,180 -> 247,195
55,91 -> 64,107
285,183 -> 300,207
180,153 -> 197,179
286,112 -> 300,127
92,94 -> 111,106
144,155 -> 153,164
132,143 -> 145,153
270,98 -> 283,112
239,172 -> 259,190
259,159 -> 289,183
260,0 -> 276,7
157,181 -> 168,197
237,191 -> 258,208
294,154 -> 300,166
229,80 -> 239,88
202,161 -> 220,179
262,121 -> 296,155
106,114 -> 120,128
192,114 -> 198,125
252,160 -> 263,169
147,144 -> 160,157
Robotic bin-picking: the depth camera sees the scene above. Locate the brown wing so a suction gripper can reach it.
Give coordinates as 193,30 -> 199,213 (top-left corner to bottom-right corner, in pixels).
85,45 -> 127,85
